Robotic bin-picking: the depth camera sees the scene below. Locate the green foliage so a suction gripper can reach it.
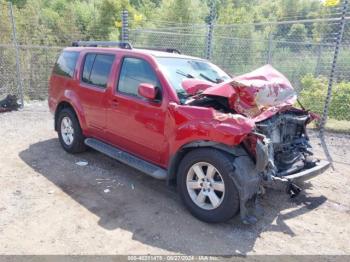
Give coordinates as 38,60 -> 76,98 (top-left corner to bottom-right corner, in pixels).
330,82 -> 350,121
2,0 -> 350,110
3,0 -> 343,46
9,0 -> 27,7
299,74 -> 350,121
299,74 -> 327,115
158,0 -> 208,24
288,24 -> 307,42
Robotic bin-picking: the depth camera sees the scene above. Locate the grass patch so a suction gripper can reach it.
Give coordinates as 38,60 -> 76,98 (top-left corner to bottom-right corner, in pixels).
308,118 -> 350,134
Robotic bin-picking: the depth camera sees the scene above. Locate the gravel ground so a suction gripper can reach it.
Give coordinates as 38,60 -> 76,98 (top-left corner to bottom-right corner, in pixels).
0,101 -> 349,255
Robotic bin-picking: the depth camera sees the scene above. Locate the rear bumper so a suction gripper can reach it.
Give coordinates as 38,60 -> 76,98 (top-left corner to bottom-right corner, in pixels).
283,160 -> 330,182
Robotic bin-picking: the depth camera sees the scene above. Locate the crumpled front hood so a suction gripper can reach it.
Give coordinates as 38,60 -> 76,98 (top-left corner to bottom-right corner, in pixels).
201,65 -> 297,120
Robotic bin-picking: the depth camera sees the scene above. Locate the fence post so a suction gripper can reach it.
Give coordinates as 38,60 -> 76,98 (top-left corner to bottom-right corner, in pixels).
320,0 -> 348,132
205,3 -> 215,60
121,10 -> 129,42
8,2 -> 24,108
45,47 -> 49,82
267,31 -> 273,64
318,0 -> 348,167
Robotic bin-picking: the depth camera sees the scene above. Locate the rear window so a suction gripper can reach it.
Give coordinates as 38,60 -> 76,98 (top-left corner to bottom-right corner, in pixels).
53,51 -> 79,78
82,53 -> 115,88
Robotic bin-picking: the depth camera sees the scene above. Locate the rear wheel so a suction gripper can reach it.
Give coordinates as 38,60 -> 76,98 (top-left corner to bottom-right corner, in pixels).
177,148 -> 240,223
57,108 -> 86,153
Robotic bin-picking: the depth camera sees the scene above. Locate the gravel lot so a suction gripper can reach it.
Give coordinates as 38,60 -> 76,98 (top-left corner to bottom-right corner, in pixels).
0,101 -> 349,255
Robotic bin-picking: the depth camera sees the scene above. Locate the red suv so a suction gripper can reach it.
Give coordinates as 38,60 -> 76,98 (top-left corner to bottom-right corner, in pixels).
48,41 -> 329,224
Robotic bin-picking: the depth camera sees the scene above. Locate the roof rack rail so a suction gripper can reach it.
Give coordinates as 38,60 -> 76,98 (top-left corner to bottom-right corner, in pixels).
72,41 -> 132,49
137,47 -> 181,54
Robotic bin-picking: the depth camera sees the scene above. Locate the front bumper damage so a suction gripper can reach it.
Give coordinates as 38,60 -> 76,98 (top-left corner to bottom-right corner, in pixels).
256,137 -> 330,183
238,138 -> 330,224
283,160 -> 330,182
257,135 -> 330,180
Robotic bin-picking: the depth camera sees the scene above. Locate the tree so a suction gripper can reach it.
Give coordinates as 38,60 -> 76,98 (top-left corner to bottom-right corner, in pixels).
288,23 -> 307,42
287,23 -> 308,51
158,0 -> 208,24
9,0 -> 27,8
90,0 -> 135,40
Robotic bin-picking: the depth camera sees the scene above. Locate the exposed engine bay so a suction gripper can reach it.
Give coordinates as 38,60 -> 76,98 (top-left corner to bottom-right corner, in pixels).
179,64 -> 330,223
255,110 -> 317,177
187,95 -> 317,178
183,65 -> 322,180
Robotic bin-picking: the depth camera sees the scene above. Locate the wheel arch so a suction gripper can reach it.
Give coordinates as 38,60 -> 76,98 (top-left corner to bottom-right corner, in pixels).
166,140 -> 247,186
54,101 -> 83,131
169,140 -> 262,224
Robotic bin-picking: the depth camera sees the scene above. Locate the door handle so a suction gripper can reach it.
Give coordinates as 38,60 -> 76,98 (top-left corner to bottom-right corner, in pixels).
110,99 -> 119,108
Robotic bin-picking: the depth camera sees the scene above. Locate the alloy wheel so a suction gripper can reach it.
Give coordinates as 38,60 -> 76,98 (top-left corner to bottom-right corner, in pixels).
60,116 -> 74,146
186,162 -> 225,210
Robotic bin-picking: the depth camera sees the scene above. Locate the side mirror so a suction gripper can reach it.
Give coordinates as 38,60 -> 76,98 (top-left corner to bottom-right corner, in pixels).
138,83 -> 157,100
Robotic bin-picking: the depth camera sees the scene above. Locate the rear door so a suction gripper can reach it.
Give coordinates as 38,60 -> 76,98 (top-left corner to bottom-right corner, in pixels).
49,51 -> 79,113
106,56 -> 168,165
78,52 -> 115,138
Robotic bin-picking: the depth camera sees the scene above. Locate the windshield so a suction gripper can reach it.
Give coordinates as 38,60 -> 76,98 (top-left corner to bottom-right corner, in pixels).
156,57 -> 230,102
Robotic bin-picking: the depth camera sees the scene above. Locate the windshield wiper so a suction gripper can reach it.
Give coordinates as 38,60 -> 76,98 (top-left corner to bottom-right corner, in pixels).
176,69 -> 221,84
176,69 -> 195,79
199,73 -> 219,84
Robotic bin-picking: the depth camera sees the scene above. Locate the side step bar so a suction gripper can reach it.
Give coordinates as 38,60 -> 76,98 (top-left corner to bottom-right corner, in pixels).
84,138 -> 167,180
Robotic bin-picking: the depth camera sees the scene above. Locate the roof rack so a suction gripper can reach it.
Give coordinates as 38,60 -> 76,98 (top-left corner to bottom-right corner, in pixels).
137,47 -> 181,54
72,41 -> 133,49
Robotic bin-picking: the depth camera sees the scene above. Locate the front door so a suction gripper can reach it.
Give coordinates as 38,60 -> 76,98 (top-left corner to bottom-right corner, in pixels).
106,56 -> 167,165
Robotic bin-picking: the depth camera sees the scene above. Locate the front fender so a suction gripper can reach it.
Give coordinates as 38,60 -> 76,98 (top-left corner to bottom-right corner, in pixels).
167,103 -> 255,156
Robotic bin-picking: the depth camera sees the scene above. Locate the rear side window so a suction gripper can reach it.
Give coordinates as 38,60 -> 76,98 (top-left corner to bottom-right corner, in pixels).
82,54 -> 95,82
53,51 -> 79,78
82,54 -> 115,88
117,57 -> 160,97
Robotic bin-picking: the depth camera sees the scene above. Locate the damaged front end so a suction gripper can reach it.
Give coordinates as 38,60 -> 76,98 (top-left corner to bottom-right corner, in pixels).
181,64 -> 329,223
184,65 -> 330,184
245,109 -> 329,195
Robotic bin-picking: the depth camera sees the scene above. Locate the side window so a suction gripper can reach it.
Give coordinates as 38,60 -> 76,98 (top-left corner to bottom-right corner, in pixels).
53,51 -> 79,78
117,57 -> 160,98
82,54 -> 115,88
82,54 -> 96,82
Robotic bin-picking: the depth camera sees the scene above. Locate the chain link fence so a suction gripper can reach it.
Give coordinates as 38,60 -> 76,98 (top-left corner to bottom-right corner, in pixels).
130,15 -> 350,92
130,25 -> 208,58
128,2 -> 350,126
0,1 -> 349,126
0,2 -> 21,104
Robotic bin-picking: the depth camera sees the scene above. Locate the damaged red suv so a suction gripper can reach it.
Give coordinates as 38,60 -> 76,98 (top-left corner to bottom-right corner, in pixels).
48,41 -> 329,224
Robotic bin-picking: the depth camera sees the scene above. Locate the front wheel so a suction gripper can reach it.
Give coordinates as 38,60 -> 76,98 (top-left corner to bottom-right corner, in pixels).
177,148 -> 240,223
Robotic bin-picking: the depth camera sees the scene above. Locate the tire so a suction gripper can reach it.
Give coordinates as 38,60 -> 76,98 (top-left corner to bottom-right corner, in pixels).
177,148 -> 240,223
57,107 -> 86,153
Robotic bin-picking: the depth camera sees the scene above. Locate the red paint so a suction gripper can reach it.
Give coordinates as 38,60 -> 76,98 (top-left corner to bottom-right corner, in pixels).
181,79 -> 213,95
49,48 -> 310,170
138,83 -> 158,100
202,64 -> 297,120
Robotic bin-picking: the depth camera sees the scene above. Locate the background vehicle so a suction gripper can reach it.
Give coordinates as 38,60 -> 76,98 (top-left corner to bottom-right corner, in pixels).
49,41 -> 329,224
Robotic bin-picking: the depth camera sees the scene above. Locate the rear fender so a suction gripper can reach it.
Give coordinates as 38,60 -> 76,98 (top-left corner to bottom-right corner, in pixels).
55,90 -> 87,131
